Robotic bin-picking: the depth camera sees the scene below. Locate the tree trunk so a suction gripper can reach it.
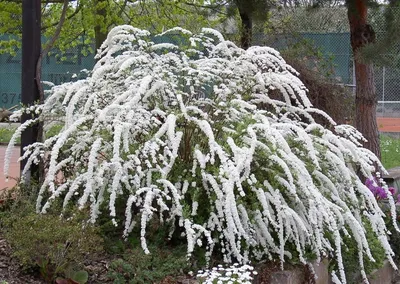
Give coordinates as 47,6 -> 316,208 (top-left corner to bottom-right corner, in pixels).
353,61 -> 380,158
94,0 -> 108,51
238,10 -> 253,50
347,0 -> 381,159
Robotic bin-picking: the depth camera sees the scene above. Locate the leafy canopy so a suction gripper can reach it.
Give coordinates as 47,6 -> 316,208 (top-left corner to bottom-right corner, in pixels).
0,0 -> 222,55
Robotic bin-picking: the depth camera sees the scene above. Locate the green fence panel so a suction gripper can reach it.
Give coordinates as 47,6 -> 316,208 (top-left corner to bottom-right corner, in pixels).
301,33 -> 352,84
253,32 -> 352,84
0,36 -> 95,109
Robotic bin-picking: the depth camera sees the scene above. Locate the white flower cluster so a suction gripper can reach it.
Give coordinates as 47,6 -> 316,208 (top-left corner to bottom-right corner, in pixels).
197,264 -> 257,284
5,26 -> 396,283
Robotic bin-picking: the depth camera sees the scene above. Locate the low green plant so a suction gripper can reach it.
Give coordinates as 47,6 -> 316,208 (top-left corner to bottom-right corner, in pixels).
2,203 -> 103,283
56,269 -> 89,284
340,222 -> 386,284
107,244 -> 191,284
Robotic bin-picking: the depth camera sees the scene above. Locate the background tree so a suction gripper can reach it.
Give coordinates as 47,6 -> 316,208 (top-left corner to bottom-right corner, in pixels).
345,0 -> 380,158
0,0 -> 221,54
231,0 -> 271,49
345,0 -> 400,159
265,2 -> 399,159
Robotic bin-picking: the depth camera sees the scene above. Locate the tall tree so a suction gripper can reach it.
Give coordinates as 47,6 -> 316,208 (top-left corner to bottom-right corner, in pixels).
346,0 -> 380,158
94,0 -> 108,50
268,2 -> 399,159
230,0 -> 272,49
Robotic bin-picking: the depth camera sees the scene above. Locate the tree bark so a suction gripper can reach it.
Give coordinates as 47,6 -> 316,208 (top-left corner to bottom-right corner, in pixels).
347,0 -> 381,159
353,61 -> 380,158
238,9 -> 253,50
94,0 -> 108,51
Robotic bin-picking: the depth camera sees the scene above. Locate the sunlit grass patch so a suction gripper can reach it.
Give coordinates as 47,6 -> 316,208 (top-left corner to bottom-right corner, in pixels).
381,134 -> 400,169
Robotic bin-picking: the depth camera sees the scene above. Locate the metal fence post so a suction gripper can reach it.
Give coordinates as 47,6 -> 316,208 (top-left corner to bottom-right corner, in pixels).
382,66 -> 386,115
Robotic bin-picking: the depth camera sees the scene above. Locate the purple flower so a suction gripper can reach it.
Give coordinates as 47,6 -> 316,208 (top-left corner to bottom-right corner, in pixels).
376,187 -> 387,199
365,178 -> 397,200
365,178 -> 374,188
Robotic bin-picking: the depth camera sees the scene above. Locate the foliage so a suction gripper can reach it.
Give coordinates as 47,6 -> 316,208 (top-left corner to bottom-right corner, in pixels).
0,0 -> 222,55
2,202 -> 103,283
330,220 -> 386,284
364,176 -> 400,266
106,244 -> 191,284
380,135 -> 400,169
360,6 -> 400,67
56,270 -> 89,284
0,1 -> 21,55
5,26 -> 398,283
268,7 -> 349,33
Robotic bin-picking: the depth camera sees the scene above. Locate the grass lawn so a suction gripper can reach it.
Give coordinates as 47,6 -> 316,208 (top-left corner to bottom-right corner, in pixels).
381,135 -> 400,169
0,126 -> 19,144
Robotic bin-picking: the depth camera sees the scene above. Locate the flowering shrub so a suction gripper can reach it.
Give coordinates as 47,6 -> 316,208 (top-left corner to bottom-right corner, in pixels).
4,26 -> 398,283
197,264 -> 257,284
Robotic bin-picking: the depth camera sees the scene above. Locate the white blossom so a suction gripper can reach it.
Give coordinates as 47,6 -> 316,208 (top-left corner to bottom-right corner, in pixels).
6,26 -> 397,283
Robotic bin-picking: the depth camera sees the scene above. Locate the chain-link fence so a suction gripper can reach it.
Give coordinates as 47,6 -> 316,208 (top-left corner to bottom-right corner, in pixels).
260,7 -> 400,118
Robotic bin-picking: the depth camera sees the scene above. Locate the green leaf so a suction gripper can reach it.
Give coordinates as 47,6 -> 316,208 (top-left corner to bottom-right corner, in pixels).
71,270 -> 89,284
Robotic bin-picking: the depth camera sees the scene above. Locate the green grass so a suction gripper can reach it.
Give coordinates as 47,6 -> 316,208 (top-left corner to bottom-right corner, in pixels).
381,135 -> 400,169
0,126 -> 19,144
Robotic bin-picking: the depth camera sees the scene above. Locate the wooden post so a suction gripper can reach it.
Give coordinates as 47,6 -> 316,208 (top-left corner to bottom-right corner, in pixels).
21,0 -> 41,180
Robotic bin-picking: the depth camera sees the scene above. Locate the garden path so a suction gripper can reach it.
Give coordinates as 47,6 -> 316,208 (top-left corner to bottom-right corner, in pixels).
0,146 -> 19,193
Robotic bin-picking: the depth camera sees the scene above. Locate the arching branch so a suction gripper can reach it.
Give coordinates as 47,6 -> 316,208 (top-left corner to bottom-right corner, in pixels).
35,0 -> 70,102
41,3 -> 81,31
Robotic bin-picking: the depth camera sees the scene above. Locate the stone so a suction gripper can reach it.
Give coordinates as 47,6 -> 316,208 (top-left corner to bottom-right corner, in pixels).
368,261 -> 395,284
269,269 -> 304,284
312,259 -> 331,284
